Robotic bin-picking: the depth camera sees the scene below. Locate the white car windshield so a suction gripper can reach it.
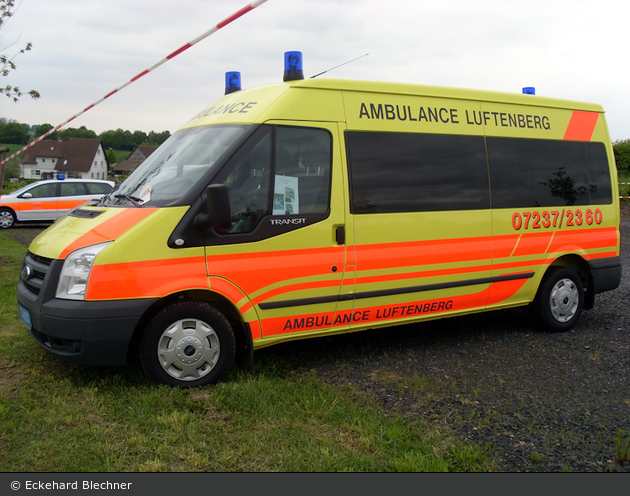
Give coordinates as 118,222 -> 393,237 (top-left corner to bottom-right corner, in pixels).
110,125 -> 248,206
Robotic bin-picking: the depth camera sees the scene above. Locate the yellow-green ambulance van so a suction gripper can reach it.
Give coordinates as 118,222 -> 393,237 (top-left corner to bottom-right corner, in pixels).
17,52 -> 621,387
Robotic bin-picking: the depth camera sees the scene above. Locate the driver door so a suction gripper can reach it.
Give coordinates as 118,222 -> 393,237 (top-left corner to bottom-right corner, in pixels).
205,123 -> 348,340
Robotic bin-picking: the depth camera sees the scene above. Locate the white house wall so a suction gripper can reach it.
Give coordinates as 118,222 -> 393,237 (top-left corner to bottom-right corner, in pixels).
21,144 -> 109,180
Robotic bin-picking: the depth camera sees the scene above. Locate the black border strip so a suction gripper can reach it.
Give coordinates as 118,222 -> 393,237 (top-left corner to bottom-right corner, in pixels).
258,272 -> 535,310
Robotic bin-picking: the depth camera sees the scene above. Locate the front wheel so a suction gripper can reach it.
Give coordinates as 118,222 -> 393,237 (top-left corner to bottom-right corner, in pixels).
139,300 -> 236,387
0,208 -> 16,229
533,267 -> 584,332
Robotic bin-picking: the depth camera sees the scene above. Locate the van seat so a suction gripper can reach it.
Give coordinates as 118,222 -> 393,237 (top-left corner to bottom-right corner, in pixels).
298,175 -> 327,214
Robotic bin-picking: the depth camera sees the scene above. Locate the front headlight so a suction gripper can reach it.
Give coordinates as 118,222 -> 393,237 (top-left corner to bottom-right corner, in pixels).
56,242 -> 111,300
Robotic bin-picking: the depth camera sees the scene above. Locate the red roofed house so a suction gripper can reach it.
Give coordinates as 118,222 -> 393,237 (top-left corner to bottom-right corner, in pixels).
20,138 -> 109,180
114,146 -> 157,176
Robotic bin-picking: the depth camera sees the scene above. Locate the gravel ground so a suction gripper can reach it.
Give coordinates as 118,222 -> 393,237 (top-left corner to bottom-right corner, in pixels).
296,217 -> 630,472
6,212 -> 630,472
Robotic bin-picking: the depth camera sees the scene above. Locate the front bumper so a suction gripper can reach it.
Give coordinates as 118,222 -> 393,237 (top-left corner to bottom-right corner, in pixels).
17,252 -> 157,366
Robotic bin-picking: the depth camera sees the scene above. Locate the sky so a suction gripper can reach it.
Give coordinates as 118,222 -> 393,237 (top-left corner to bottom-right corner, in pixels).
1,0 -> 629,141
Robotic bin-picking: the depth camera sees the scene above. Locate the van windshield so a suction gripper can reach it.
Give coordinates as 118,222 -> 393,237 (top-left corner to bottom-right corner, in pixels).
108,125 -> 248,206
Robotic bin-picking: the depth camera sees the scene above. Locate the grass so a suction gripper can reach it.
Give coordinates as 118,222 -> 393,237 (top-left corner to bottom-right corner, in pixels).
0,232 -> 494,472
614,430 -> 630,464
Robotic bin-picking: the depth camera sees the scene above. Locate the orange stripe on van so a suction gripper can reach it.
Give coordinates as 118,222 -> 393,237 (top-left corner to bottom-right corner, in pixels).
355,236 -> 493,272
511,232 -> 555,257
206,246 -> 344,295
492,234 -> 520,258
351,263 -> 493,288
547,227 -> 618,254
248,320 -> 262,340
208,276 -> 249,307
86,255 -> 207,300
486,276 -> 529,306
252,279 -> 342,307
563,111 -> 599,141
60,209 -> 157,259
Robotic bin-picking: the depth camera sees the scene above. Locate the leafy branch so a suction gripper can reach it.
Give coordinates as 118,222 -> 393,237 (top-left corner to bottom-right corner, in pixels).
0,0 -> 40,102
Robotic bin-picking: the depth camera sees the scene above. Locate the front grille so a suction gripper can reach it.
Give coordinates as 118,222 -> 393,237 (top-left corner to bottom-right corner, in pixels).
21,251 -> 53,297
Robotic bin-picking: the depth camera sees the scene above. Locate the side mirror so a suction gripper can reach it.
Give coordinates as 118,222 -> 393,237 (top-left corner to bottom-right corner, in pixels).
195,184 -> 231,232
19,192 -> 33,199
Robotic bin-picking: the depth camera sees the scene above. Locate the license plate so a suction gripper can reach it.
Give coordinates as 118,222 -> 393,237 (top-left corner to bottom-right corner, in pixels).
19,304 -> 32,329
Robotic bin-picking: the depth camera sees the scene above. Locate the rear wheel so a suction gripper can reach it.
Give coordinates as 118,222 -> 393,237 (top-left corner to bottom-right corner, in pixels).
0,208 -> 16,229
139,300 -> 236,387
533,267 -> 584,332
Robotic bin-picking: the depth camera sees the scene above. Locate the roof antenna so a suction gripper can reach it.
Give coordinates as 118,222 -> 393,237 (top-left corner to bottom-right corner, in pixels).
310,53 -> 369,78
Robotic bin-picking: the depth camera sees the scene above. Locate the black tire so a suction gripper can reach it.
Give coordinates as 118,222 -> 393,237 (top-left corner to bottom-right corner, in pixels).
533,267 -> 584,332
0,208 -> 16,229
139,300 -> 235,388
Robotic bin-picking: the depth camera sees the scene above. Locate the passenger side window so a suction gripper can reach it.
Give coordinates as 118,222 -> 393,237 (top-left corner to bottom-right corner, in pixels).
346,131 -> 489,213
487,138 -> 612,207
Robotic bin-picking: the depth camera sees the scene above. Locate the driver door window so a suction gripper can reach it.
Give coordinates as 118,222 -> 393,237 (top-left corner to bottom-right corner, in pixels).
274,127 -> 331,215
220,125 -> 332,234
224,129 -> 272,233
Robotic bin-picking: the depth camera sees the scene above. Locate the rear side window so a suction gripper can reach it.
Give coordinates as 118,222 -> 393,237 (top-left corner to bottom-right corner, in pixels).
86,182 -> 114,194
487,138 -> 612,207
60,183 -> 88,197
346,131 -> 490,213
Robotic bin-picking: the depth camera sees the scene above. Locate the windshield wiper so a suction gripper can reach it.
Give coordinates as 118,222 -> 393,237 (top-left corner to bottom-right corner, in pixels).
114,194 -> 144,207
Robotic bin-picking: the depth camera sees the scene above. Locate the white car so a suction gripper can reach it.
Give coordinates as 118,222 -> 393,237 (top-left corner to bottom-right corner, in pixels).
0,179 -> 115,229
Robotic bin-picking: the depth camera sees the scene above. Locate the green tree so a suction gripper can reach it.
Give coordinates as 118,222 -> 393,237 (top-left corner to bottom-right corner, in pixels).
58,126 -> 97,140
0,120 -> 28,143
99,128 -> 136,151
34,123 -> 57,140
1,0 -> 40,102
132,130 -> 148,147
613,139 -> 630,173
105,148 -> 116,165
147,130 -> 170,146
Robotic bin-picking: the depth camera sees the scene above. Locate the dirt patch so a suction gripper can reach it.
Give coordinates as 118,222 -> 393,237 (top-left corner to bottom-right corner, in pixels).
4,225 -> 48,247
0,357 -> 28,397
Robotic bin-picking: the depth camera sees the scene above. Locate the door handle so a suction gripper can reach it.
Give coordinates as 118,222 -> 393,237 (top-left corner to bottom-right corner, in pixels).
335,226 -> 345,245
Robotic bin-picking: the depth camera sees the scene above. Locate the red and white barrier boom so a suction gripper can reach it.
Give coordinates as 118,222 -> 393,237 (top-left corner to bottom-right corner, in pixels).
0,0 -> 269,167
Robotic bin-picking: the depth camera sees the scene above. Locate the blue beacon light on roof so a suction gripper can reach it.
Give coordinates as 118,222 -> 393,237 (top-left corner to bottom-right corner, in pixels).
283,51 -> 304,82
522,87 -> 536,95
225,71 -> 242,95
